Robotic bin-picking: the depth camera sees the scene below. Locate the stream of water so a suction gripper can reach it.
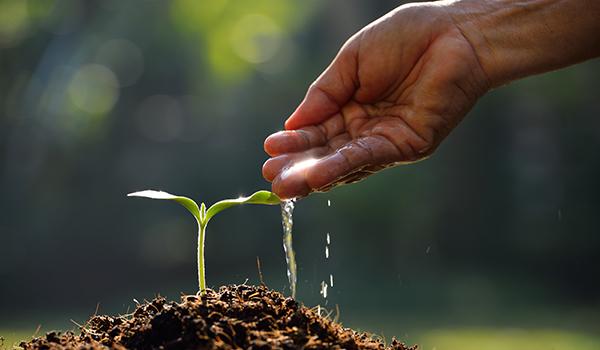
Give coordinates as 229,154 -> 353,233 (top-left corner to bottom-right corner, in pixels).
281,199 -> 297,299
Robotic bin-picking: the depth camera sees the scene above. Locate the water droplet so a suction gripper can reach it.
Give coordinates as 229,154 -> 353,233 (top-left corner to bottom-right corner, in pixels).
426,246 -> 431,254
330,274 -> 334,287
320,280 -> 328,299
325,246 -> 329,259
327,199 -> 331,207
326,232 -> 330,245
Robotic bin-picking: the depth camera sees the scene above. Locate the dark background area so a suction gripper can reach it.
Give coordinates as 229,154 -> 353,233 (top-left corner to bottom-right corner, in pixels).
0,0 -> 599,347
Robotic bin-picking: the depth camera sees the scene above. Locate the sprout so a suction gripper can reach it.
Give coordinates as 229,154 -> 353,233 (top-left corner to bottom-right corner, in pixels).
128,190 -> 281,294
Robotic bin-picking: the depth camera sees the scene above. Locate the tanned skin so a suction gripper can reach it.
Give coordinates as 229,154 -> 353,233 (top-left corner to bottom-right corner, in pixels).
263,0 -> 600,199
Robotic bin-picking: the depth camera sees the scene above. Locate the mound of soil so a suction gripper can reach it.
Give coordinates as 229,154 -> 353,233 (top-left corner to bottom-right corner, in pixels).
20,285 -> 416,350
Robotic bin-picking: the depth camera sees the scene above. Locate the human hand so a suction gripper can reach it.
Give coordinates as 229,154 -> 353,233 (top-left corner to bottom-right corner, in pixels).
263,2 -> 491,199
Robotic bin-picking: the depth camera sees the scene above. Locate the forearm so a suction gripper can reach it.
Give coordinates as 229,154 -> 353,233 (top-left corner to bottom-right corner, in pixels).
445,0 -> 600,87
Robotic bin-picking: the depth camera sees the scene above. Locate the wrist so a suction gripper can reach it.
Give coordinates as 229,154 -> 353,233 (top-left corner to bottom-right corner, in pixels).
444,0 -> 600,87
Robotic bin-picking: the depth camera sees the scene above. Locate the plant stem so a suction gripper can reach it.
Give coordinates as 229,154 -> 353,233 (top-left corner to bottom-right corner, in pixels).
198,222 -> 206,294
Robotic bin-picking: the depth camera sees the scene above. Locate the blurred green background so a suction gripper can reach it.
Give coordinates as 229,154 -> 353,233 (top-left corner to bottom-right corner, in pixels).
1,0 -> 599,349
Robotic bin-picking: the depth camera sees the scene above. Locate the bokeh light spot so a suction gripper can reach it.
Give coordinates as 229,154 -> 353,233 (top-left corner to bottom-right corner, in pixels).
230,14 -> 283,64
0,0 -> 30,48
170,0 -> 229,32
67,64 -> 119,115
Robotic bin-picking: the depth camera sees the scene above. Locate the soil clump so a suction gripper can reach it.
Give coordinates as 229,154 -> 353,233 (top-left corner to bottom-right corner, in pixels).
20,284 -> 416,350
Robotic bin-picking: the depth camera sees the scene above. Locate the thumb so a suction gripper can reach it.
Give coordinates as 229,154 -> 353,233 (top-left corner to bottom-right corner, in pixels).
285,45 -> 358,130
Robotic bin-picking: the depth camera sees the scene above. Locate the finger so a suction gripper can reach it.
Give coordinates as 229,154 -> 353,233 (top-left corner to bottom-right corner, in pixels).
272,171 -> 311,200
262,154 -> 293,182
264,126 -> 327,157
304,141 -> 374,190
315,135 -> 403,187
285,47 -> 358,130
353,135 -> 402,165
270,135 -> 401,198
265,145 -> 332,187
327,133 -> 352,150
272,151 -> 357,199
272,156 -> 321,199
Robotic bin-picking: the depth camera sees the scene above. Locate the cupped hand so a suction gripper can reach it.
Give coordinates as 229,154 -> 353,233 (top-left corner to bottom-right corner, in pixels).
263,2 -> 490,199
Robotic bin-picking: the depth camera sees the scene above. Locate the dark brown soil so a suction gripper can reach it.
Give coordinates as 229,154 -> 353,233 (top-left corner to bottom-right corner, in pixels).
19,284 -> 416,350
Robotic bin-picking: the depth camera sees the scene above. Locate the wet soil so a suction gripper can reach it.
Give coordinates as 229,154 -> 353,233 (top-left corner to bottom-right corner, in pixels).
20,284 -> 416,350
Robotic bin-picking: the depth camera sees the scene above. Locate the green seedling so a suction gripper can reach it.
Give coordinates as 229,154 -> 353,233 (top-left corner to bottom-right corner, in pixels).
128,190 -> 281,294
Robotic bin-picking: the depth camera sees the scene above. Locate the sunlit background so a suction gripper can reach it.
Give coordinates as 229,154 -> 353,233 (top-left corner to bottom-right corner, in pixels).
1,0 -> 599,349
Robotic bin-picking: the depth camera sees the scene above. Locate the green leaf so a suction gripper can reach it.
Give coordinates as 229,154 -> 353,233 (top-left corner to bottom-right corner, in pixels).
205,190 -> 280,223
127,190 -> 202,223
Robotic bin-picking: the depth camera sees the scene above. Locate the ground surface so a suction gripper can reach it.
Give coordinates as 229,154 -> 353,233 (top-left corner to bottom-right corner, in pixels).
17,285 -> 415,350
